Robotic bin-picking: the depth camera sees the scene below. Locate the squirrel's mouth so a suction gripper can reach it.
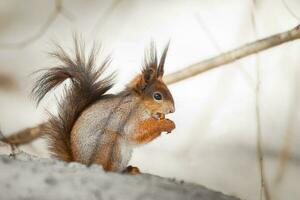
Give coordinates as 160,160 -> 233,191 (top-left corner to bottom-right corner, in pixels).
152,112 -> 165,120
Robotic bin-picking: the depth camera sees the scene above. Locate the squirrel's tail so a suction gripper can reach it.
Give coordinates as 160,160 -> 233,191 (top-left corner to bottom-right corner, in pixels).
32,38 -> 115,161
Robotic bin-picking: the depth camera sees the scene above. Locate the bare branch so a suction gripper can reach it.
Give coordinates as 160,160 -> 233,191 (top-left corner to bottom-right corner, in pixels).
0,0 -> 74,49
164,24 -> 300,85
0,124 -> 45,146
0,130 -> 18,157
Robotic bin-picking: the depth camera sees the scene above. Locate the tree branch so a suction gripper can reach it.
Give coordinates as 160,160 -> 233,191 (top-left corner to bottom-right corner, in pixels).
164,24 -> 300,85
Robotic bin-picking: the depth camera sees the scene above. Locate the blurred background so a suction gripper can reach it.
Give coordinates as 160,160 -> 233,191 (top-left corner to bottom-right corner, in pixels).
0,0 -> 299,199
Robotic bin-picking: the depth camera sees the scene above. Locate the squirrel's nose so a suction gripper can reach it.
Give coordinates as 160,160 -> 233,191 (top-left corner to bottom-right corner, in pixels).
168,105 -> 175,114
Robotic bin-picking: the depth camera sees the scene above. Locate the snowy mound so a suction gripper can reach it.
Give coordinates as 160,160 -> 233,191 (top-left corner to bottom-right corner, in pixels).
0,153 -> 239,200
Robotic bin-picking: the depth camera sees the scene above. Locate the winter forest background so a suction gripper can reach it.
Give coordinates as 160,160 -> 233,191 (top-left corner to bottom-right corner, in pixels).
0,0 -> 299,200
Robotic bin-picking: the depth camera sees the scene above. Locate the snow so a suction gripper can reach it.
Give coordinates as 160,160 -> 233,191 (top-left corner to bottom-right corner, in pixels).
0,152 -> 239,200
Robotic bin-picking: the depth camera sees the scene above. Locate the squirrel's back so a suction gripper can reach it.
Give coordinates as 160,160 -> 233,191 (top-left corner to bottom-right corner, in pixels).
70,92 -> 140,168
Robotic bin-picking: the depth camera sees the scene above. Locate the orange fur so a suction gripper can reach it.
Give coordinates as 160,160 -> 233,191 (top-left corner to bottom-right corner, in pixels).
129,118 -> 175,144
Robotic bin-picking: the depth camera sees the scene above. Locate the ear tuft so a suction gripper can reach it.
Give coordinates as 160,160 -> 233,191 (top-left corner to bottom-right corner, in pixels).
157,41 -> 170,79
127,41 -> 170,94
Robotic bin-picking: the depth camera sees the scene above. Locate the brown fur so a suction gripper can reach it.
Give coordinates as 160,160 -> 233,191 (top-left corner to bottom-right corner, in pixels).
93,131 -> 120,171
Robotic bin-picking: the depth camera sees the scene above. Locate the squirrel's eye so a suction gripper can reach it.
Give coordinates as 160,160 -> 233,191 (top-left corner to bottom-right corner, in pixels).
153,92 -> 163,101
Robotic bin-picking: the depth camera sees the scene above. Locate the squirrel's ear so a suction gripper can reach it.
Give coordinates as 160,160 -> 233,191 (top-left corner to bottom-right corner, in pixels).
127,41 -> 170,94
157,41 -> 170,79
137,42 -> 157,92
128,70 -> 155,94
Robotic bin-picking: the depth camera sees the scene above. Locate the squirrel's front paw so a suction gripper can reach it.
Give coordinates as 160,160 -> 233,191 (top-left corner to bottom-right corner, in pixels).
122,165 -> 140,175
160,119 -> 176,133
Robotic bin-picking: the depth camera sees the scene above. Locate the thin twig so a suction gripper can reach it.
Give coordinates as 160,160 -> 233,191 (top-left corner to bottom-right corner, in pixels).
273,59 -> 299,185
91,0 -> 123,35
282,0 -> 300,21
194,14 -> 222,52
0,130 -> 5,141
251,1 -> 271,200
164,24 -> 300,85
0,0 -> 73,49
274,127 -> 293,184
251,0 -> 271,200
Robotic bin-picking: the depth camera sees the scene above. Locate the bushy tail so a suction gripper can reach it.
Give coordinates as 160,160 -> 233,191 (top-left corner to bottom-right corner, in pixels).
32,38 -> 114,161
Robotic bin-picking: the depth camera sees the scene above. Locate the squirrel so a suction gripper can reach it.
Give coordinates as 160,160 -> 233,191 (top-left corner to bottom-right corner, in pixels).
3,39 -> 176,173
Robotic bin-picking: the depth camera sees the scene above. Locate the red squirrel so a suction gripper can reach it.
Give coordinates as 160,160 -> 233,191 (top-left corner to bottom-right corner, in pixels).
20,39 -> 176,173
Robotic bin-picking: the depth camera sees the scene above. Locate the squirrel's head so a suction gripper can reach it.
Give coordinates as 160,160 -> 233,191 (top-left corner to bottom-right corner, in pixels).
128,42 -> 175,119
